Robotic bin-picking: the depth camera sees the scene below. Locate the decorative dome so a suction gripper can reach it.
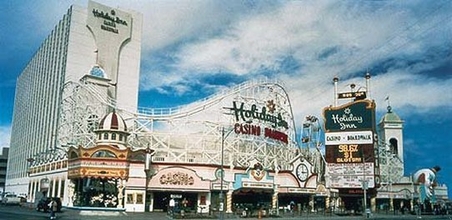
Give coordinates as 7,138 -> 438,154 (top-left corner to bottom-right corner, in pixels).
89,65 -> 106,78
98,111 -> 127,132
379,106 -> 402,124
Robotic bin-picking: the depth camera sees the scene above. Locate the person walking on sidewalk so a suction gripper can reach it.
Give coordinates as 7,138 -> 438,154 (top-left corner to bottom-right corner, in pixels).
49,198 -> 58,219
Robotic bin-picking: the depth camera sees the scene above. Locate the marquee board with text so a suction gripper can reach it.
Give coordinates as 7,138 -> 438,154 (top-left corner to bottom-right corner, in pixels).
325,162 -> 375,188
323,100 -> 377,189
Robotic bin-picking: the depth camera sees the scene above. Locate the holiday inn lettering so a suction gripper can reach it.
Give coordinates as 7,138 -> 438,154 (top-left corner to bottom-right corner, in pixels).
227,101 -> 289,143
89,1 -> 132,35
323,100 -> 375,132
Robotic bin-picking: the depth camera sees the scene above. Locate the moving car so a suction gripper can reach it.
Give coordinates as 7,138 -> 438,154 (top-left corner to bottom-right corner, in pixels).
1,194 -> 21,205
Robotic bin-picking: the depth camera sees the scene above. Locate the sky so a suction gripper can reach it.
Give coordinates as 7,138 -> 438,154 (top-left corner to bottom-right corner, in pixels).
0,1 -> 451,195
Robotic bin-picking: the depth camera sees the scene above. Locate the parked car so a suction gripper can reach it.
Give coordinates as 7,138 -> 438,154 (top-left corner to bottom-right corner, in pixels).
36,197 -> 62,212
1,194 -> 21,205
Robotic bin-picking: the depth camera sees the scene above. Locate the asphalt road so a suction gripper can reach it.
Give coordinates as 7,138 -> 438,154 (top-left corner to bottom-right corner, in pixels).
0,204 -> 451,220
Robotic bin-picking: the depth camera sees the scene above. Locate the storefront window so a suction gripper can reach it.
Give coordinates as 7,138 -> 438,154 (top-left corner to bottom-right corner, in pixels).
127,194 -> 133,204
136,193 -> 143,204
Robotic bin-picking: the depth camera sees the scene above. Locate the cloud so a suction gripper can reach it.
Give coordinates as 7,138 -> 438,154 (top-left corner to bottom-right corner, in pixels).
135,0 -> 451,124
4,0 -> 451,126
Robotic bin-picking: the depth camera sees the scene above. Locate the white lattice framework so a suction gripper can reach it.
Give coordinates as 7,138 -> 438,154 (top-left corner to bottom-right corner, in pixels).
377,143 -> 404,191
55,78 -> 303,171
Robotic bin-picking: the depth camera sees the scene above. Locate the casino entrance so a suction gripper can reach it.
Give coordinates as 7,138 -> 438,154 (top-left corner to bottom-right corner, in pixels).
278,193 -> 312,214
232,189 -> 272,216
152,191 -> 198,212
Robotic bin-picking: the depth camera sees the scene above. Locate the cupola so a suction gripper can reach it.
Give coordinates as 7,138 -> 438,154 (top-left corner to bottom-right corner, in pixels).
94,110 -> 130,149
89,65 -> 107,78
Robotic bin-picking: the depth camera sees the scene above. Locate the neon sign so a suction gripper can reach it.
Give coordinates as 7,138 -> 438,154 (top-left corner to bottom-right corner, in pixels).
323,100 -> 375,132
227,101 -> 289,143
230,101 -> 288,129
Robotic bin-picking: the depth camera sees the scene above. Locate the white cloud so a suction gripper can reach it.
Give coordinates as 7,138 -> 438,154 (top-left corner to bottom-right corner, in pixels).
145,1 -> 450,117
372,72 -> 452,113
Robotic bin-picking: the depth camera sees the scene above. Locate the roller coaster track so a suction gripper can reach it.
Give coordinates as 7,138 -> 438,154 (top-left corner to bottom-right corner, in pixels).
57,78 -> 304,171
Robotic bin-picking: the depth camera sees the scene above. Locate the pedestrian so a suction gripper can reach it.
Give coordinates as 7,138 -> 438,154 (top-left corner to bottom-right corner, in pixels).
169,198 -> 175,216
49,198 -> 58,219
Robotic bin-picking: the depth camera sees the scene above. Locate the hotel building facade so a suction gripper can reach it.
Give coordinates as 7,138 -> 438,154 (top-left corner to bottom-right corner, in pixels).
6,0 -> 141,198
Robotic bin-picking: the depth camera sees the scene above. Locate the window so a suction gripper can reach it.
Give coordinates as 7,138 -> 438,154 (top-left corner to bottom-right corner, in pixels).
92,150 -> 116,158
103,133 -> 108,140
111,133 -> 116,140
389,138 -> 398,155
127,194 -> 133,204
69,151 -> 78,159
136,194 -> 143,204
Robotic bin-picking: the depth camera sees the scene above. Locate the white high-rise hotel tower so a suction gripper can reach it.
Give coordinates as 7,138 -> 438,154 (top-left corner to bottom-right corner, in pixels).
6,1 -> 142,194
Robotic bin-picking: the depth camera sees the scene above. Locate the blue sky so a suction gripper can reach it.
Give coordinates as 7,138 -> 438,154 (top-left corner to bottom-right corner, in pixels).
0,1 -> 451,195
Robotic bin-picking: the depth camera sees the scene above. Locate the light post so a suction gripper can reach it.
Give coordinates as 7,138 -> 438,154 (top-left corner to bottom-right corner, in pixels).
361,154 -> 369,218
362,179 -> 368,217
144,146 -> 154,212
410,172 -> 414,212
219,127 -> 225,220
144,145 -> 154,174
220,126 -> 235,220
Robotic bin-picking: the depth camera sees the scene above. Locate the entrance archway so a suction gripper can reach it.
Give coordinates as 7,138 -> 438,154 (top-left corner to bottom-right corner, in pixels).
71,177 -> 120,207
232,189 -> 272,216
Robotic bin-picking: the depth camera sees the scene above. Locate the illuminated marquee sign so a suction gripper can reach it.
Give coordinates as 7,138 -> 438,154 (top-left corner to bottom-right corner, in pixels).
325,144 -> 374,163
227,101 -> 289,143
338,91 -> 366,100
326,163 -> 375,188
323,100 -> 375,132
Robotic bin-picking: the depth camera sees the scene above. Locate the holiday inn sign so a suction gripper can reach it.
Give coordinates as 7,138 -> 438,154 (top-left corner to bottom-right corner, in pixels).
323,100 -> 376,132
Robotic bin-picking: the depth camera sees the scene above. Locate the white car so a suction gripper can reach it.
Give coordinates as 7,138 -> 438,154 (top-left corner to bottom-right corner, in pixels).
1,194 -> 21,205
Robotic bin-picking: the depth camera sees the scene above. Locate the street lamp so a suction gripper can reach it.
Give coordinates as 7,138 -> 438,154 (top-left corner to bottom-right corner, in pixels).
362,179 -> 368,216
144,146 -> 154,212
144,145 -> 154,173
361,154 -> 369,218
220,126 -> 235,220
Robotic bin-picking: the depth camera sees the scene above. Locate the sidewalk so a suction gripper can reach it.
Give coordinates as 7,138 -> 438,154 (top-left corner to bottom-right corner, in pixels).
4,204 -> 451,220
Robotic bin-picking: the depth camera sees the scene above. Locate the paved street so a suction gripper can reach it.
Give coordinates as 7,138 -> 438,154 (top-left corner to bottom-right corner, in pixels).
0,204 -> 451,220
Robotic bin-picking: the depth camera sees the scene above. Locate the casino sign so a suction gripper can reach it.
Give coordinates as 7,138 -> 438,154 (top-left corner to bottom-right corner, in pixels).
227,100 -> 289,144
323,100 -> 376,132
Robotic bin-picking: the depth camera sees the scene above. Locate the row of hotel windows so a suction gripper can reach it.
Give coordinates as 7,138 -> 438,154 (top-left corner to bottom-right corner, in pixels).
10,14 -> 71,180
29,161 -> 68,175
